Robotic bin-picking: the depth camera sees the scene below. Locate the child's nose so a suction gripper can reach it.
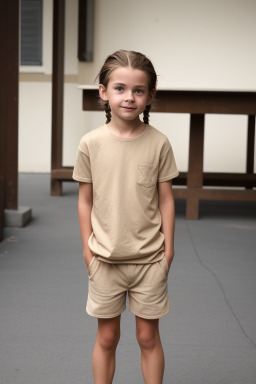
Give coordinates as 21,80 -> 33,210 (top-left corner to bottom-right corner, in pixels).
125,90 -> 134,101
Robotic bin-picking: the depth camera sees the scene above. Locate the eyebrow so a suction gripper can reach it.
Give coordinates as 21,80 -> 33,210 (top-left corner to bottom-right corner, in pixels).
113,82 -> 147,88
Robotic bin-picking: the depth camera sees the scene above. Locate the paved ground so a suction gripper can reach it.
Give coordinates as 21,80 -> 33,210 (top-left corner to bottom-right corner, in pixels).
0,173 -> 256,384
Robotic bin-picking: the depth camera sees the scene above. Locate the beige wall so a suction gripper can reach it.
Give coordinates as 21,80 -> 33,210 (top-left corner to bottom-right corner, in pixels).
19,0 -> 256,173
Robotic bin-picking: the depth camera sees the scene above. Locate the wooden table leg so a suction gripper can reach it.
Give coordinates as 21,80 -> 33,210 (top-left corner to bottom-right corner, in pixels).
246,115 -> 255,189
186,114 -> 205,219
51,178 -> 62,196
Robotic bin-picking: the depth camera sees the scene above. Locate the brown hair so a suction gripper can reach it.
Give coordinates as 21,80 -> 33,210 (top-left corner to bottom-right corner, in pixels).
96,50 -> 157,124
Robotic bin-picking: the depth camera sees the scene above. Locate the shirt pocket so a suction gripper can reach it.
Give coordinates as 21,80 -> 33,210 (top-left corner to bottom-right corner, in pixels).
136,164 -> 158,188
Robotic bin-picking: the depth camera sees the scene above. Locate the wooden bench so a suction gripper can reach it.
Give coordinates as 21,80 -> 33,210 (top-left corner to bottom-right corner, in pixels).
51,87 -> 256,219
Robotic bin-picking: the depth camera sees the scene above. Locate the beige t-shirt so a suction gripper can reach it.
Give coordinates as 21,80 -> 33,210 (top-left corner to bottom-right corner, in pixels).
73,124 -> 179,264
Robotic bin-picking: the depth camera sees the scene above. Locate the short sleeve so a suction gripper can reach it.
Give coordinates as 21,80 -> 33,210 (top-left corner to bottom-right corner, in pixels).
72,141 -> 92,183
158,144 -> 179,182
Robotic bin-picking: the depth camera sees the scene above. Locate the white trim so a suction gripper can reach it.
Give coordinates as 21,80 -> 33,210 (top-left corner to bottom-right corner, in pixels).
78,85 -> 98,90
20,66 -> 46,73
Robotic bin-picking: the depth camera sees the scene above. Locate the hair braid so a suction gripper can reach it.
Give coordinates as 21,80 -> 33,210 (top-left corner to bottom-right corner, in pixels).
104,102 -> 112,123
143,105 -> 151,124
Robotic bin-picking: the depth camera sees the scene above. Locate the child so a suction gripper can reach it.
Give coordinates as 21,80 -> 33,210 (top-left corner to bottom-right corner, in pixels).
73,50 -> 179,384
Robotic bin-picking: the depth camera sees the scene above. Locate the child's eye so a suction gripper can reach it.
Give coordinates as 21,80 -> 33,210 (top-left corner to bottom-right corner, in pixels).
115,86 -> 124,92
135,89 -> 144,95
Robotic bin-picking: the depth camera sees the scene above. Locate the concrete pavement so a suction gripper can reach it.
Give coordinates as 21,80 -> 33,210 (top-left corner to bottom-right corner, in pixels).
0,173 -> 256,384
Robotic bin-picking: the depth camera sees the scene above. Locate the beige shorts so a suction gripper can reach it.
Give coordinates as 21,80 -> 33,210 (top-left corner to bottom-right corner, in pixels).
86,256 -> 170,319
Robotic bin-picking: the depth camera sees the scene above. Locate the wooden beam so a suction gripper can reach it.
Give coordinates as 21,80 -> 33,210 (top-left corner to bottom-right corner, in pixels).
154,90 -> 256,114
173,187 -> 256,202
51,0 -> 65,195
0,177 -> 3,242
50,168 -> 256,188
198,188 -> 256,201
82,88 -> 100,110
51,168 -> 73,180
186,114 -> 205,219
0,0 -> 19,210
81,88 -> 256,115
247,115 -> 255,175
175,172 -> 256,187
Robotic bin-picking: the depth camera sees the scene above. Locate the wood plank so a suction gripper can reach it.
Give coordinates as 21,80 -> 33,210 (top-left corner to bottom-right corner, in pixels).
186,114 -> 204,219
173,187 -> 256,202
187,115 -> 205,187
0,177 -> 3,242
82,89 -> 100,110
199,188 -> 256,201
154,90 -> 256,114
247,115 -> 255,177
82,88 -> 256,115
172,188 -> 188,199
175,172 -> 256,187
186,194 -> 200,220
51,168 -> 73,180
51,0 -> 65,196
0,0 -> 19,210
51,168 -> 256,187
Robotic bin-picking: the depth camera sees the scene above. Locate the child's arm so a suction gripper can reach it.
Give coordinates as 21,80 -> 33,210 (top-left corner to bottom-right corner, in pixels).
78,182 -> 94,268
158,180 -> 176,268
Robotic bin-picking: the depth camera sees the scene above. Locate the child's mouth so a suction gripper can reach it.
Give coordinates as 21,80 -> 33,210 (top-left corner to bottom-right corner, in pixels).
122,106 -> 136,111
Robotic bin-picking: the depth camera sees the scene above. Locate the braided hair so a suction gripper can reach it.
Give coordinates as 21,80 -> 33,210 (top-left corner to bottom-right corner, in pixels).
143,105 -> 151,125
104,102 -> 112,124
96,50 -> 157,124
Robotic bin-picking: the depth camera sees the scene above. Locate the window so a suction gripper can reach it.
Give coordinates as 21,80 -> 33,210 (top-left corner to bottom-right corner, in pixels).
20,0 -> 42,66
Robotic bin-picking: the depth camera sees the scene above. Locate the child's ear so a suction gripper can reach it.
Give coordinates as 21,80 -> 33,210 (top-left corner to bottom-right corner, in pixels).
99,84 -> 108,101
147,87 -> 156,105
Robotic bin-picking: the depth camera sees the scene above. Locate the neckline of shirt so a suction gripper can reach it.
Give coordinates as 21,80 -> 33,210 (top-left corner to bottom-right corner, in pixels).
104,124 -> 149,142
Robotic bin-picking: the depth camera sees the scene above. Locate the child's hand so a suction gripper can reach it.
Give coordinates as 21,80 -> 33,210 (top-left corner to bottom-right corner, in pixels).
165,251 -> 175,269
83,249 -> 94,269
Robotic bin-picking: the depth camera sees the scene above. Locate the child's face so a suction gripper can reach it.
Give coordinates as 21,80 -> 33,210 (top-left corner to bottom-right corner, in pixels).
99,67 -> 155,123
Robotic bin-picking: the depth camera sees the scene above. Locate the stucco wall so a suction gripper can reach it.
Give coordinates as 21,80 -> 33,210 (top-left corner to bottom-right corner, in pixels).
19,0 -> 256,173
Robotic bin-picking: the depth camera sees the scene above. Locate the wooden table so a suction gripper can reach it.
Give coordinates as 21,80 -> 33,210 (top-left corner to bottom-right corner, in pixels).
51,86 -> 256,219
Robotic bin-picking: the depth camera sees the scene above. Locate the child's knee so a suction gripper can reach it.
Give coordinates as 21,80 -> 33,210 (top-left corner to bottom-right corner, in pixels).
136,327 -> 159,351
97,326 -> 120,351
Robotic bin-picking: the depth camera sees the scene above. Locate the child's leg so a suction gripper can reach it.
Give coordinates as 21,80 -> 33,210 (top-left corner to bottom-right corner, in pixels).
92,315 -> 121,384
135,316 -> 164,384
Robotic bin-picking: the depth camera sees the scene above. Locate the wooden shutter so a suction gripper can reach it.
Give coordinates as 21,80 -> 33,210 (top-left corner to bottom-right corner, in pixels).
20,0 -> 42,65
